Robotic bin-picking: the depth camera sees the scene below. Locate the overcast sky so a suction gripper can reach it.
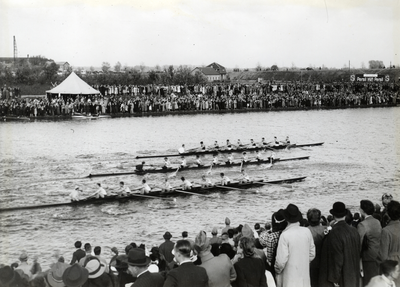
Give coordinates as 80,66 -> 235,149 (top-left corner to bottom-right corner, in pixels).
1,0 -> 399,69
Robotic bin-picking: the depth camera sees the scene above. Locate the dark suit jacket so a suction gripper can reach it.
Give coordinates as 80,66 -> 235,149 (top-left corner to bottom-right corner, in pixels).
232,257 -> 267,287
319,220 -> 361,287
70,249 -> 86,264
163,262 -> 209,287
131,271 -> 164,287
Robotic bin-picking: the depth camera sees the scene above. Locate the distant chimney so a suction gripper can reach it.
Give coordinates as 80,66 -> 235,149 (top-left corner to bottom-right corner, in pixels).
27,54 -> 29,58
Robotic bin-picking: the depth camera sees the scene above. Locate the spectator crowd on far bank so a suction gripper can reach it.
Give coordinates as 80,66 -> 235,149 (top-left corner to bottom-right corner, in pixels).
0,80 -> 398,117
1,193 -> 399,287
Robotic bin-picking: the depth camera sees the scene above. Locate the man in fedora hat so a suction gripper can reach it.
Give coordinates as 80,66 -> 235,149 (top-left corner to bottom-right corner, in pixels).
159,232 -> 175,264
0,265 -> 22,286
46,261 -> 70,287
319,201 -> 360,287
62,263 -> 88,287
275,203 -> 315,287
127,248 -> 164,287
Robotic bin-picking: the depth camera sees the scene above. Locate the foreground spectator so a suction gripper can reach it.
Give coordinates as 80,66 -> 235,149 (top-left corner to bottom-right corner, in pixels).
231,236 -> 267,287
378,200 -> 400,287
163,239 -> 209,287
319,202 -> 361,287
274,204 -> 315,287
366,260 -> 399,287
357,200 -> 382,286
195,230 -> 237,287
126,248 -> 164,287
159,232 -> 175,264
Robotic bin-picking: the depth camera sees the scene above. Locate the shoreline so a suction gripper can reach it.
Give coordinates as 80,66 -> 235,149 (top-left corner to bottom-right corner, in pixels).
2,102 -> 398,121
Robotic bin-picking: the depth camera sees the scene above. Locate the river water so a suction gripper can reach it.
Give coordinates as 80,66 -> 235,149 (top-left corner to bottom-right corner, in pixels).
1,108 -> 399,268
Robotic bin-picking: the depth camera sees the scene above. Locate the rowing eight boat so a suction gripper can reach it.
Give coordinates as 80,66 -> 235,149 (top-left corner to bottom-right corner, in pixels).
135,142 -> 324,159
87,156 -> 310,178
0,176 -> 306,213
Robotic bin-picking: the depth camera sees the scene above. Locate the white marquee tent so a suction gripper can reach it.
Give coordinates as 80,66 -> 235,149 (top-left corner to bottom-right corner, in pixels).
46,72 -> 100,96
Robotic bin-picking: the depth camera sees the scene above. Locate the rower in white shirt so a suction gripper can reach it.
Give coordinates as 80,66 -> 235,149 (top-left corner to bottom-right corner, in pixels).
70,186 -> 82,201
237,139 -> 243,147
199,141 -> 206,151
220,172 -> 230,185
226,152 -> 234,165
163,157 -> 172,170
225,139 -> 233,150
212,154 -> 219,166
256,150 -> 263,161
117,181 -> 131,196
140,179 -> 151,194
240,169 -> 251,183
87,183 -> 107,199
178,144 -> 185,154
162,178 -> 173,192
195,155 -> 203,166
201,175 -> 213,187
242,152 -> 249,163
180,156 -> 187,169
181,177 -> 192,190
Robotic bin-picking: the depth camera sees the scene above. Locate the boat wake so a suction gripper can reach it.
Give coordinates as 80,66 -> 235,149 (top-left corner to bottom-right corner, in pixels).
100,206 -> 138,215
52,213 -> 88,221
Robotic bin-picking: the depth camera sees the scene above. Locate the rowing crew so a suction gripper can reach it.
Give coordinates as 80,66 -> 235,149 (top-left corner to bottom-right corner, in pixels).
178,136 -> 291,153
70,169 -> 254,201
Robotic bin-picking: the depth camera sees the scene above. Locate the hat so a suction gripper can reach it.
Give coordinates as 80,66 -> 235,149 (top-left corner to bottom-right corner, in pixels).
195,231 -> 210,252
19,253 -> 28,261
127,248 -> 151,267
241,224 -> 254,238
283,204 -> 303,223
114,255 -> 128,269
382,193 -> 393,200
111,247 -> 118,254
211,227 -> 218,235
273,209 -> 286,224
330,202 -> 348,217
163,232 -> 172,240
0,265 -> 15,285
47,262 -> 70,287
225,217 -> 231,225
84,257 -> 106,279
62,264 -> 88,287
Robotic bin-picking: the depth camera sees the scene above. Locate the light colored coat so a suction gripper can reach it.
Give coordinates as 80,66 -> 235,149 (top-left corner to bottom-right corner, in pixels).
275,223 -> 315,287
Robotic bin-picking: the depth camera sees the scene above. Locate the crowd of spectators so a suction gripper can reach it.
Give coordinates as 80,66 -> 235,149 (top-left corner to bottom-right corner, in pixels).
1,193 -> 399,287
0,82 -> 398,118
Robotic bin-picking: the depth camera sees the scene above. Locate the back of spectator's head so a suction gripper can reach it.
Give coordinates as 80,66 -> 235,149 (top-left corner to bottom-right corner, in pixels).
210,243 -> 220,257
219,243 -> 235,259
353,212 -> 360,220
320,216 -> 328,226
125,244 -> 133,255
254,223 -> 261,231
74,241 -> 82,249
139,244 -> 145,250
387,200 -> 400,221
94,246 -> 101,256
225,217 -> 230,225
239,237 -> 255,258
264,222 -> 271,231
227,229 -> 235,238
84,243 -> 91,252
174,240 -> 192,258
236,224 -> 243,233
307,208 -> 321,226
380,260 -> 399,277
130,242 -> 137,248
182,231 -> 188,238
360,200 -> 375,215
211,227 -> 218,236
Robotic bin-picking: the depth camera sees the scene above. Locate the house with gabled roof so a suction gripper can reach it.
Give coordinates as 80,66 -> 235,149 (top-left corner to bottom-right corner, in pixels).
191,62 -> 227,82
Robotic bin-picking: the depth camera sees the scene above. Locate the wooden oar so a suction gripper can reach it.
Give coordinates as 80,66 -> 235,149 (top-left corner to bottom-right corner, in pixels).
173,189 -> 212,197
126,192 -> 176,201
215,185 -> 250,192
168,167 -> 180,178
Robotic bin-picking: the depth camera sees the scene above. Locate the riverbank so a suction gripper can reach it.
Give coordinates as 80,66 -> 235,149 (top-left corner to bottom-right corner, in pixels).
2,102 -> 397,121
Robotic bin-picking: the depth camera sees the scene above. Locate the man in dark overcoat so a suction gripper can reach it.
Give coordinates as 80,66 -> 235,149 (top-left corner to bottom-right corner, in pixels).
319,202 -> 361,287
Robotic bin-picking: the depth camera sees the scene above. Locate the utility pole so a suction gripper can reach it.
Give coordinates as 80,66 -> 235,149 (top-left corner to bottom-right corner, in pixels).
13,36 -> 18,67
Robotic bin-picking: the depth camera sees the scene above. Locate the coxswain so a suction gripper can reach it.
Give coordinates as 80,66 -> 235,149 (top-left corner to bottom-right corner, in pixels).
162,178 -> 173,193
178,144 -> 185,154
87,183 -> 107,199
195,155 -> 203,166
220,173 -> 230,186
200,141 -> 206,151
180,156 -> 187,169
240,169 -> 251,183
135,161 -> 146,172
212,153 -> 219,166
70,186 -> 82,201
140,179 -> 151,194
181,177 -> 192,190
201,174 -> 213,187
163,157 -> 172,170
242,151 -> 249,163
118,181 -> 131,196
226,139 -> 232,150
226,152 -> 234,165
